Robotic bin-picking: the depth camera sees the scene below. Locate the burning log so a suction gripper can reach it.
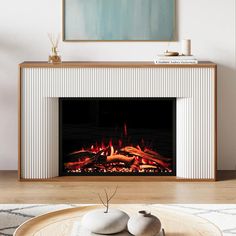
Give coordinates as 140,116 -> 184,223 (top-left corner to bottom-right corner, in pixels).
67,151 -> 95,162
121,146 -> 170,168
92,149 -> 108,161
65,148 -> 108,169
64,157 -> 92,169
130,158 -> 141,172
140,165 -> 157,169
130,164 -> 140,172
144,148 -> 171,161
107,155 -> 135,164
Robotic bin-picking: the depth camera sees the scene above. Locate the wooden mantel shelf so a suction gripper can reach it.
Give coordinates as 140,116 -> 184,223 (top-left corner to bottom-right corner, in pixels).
20,61 -> 216,68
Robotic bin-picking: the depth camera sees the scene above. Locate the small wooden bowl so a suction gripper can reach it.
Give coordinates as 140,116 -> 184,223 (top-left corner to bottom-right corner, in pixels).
164,51 -> 179,56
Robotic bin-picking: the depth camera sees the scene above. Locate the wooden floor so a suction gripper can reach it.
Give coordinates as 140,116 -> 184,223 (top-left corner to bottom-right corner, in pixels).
0,171 -> 236,204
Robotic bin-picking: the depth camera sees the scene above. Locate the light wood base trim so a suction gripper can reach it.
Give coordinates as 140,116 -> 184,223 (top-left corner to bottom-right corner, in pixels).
19,176 -> 216,182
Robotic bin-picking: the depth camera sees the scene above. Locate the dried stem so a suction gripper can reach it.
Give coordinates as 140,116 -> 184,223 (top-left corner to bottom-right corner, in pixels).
98,193 -> 106,208
97,186 -> 118,213
48,33 -> 55,47
55,33 -> 60,48
104,189 -> 109,213
48,33 -> 60,48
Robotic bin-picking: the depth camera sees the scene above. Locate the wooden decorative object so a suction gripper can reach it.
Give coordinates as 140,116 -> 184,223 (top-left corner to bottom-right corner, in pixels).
14,205 -> 222,236
164,51 -> 179,56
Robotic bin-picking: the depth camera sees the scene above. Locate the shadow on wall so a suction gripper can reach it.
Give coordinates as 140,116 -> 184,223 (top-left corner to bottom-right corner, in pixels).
0,38 -> 27,109
0,38 -> 21,54
0,38 -> 35,170
217,170 -> 236,181
217,63 -> 236,170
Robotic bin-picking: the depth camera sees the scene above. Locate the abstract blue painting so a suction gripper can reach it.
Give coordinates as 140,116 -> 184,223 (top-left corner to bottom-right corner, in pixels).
64,0 -> 175,41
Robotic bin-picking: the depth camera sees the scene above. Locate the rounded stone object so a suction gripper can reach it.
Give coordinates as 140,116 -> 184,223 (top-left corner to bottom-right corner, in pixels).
81,208 -> 129,234
79,226 -> 132,236
127,210 -> 162,236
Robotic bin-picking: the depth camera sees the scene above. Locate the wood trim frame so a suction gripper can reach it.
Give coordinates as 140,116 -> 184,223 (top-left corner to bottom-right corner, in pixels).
62,0 -> 177,42
18,65 -> 22,180
19,176 -> 216,182
18,61 -> 217,181
214,65 -> 218,181
20,61 -> 216,68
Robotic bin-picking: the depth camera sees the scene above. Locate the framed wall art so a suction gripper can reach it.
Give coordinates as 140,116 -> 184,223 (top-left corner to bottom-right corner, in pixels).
63,0 -> 175,41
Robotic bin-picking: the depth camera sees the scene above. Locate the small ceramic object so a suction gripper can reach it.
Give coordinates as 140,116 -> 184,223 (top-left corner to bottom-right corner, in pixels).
181,39 -> 191,56
164,50 -> 179,56
127,210 -> 162,236
78,226 -> 132,236
81,208 -> 129,234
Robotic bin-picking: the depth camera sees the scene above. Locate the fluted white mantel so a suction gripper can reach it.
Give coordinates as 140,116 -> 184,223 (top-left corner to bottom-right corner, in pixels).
19,62 -> 217,180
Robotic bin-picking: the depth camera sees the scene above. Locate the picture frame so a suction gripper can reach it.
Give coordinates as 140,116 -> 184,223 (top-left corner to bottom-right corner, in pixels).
62,0 -> 176,42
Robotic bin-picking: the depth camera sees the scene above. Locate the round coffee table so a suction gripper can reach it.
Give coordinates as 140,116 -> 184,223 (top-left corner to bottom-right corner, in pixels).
14,205 -> 222,236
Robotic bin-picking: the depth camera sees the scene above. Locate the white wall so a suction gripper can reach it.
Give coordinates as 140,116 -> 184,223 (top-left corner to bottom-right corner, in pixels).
0,0 -> 235,170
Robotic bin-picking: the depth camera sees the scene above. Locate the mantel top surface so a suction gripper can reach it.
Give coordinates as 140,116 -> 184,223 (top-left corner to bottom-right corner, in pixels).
20,61 -> 216,68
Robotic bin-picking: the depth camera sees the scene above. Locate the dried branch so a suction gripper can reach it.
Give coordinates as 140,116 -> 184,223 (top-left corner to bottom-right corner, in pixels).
55,33 -> 60,47
104,189 -> 109,213
98,193 -> 106,209
48,33 -> 55,47
97,186 -> 118,213
108,186 -> 118,202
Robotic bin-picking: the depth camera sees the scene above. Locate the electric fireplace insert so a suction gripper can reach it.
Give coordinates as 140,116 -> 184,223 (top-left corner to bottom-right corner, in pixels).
59,98 -> 176,176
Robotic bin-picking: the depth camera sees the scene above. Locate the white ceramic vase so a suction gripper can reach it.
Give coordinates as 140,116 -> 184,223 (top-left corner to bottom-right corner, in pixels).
127,210 -> 161,236
81,208 -> 129,234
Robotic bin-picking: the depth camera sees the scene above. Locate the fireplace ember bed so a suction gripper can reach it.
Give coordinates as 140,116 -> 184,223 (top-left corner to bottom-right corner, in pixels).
59,98 -> 176,176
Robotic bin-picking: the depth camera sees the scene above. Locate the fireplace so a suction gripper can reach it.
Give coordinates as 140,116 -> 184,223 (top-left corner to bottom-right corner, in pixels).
59,98 -> 176,176
19,62 -> 217,180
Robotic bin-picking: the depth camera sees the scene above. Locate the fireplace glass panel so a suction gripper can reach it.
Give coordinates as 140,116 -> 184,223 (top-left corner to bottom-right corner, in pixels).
59,98 -> 176,176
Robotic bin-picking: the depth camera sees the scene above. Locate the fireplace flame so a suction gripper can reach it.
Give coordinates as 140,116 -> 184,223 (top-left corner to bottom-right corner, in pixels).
65,123 -> 172,174
123,123 -> 128,137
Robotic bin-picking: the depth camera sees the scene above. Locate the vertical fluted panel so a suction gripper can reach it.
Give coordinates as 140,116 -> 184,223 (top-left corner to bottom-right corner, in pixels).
21,68 -> 59,179
21,67 -> 215,179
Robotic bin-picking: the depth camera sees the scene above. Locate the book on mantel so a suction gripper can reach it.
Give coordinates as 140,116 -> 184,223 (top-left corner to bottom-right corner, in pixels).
154,55 -> 198,64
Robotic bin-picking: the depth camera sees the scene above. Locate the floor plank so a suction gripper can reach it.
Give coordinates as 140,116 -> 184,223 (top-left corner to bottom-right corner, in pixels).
0,171 -> 235,204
